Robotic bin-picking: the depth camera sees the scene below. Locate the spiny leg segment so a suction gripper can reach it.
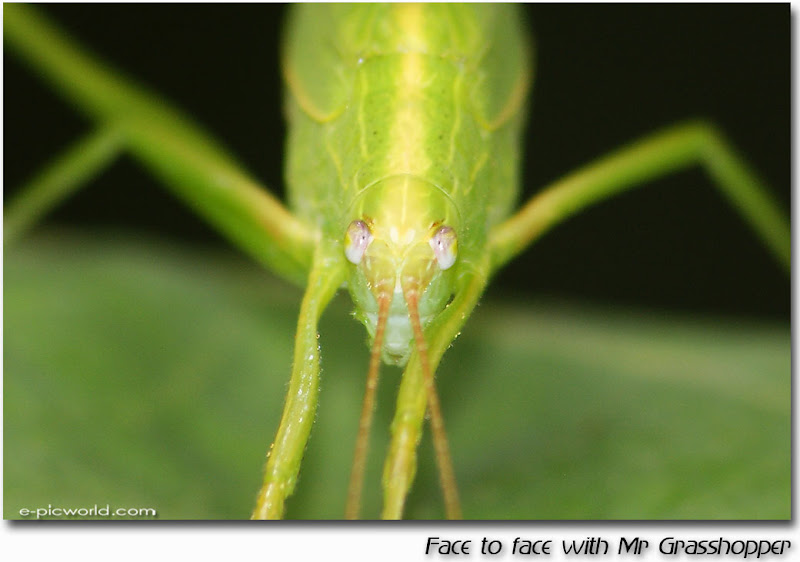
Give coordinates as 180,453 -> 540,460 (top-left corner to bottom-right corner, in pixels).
381,268 -> 489,519
252,240 -> 346,519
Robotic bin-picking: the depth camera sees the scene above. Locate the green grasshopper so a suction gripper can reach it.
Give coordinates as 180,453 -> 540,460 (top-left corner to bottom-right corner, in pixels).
5,4 -> 788,520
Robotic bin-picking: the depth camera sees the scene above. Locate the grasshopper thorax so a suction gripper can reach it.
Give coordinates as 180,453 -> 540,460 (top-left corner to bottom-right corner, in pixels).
343,175 -> 460,365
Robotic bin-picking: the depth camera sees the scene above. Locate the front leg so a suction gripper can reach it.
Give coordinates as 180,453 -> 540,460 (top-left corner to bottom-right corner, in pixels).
251,240 -> 346,519
381,265 -> 489,519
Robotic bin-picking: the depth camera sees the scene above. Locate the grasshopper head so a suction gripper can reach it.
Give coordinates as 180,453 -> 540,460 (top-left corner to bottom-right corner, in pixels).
343,175 -> 460,365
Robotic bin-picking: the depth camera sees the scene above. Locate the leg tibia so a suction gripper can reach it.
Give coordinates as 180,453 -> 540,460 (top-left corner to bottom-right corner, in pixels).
489,121 -> 789,273
381,267 -> 489,519
251,241 -> 345,519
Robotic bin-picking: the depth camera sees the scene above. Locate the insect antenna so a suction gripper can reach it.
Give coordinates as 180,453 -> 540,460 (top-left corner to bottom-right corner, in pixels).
402,280 -> 463,520
346,289 -> 392,519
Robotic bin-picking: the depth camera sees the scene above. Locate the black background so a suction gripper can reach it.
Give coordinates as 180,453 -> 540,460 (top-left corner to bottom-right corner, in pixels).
4,4 -> 790,320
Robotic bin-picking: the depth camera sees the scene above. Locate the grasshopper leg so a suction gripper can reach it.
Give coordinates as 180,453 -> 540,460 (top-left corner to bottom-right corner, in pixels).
381,264 -> 489,519
4,127 -> 124,246
251,240 -> 346,519
4,4 -> 316,284
489,120 -> 789,274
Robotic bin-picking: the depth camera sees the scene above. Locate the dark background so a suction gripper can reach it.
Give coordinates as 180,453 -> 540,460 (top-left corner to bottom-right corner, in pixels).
4,4 -> 790,320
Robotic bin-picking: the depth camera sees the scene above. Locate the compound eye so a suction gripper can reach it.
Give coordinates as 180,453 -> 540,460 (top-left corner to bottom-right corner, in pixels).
429,225 -> 457,270
344,220 -> 373,264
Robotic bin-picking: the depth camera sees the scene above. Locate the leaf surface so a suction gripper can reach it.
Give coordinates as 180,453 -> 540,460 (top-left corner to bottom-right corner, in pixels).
4,234 -> 789,519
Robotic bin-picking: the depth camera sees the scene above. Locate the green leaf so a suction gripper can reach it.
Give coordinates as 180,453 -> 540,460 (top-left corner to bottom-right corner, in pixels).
4,234 -> 789,519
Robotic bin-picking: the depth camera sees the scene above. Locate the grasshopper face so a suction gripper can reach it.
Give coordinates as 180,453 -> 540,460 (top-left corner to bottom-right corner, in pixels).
343,175 -> 459,365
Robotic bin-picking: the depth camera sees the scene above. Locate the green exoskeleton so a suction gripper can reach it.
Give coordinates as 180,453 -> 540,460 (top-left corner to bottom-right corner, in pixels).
4,4 -> 788,520
255,4 -> 531,520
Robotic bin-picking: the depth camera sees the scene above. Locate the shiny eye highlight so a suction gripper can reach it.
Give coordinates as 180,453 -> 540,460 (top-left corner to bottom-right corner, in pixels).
429,225 -> 457,270
344,220 -> 373,264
